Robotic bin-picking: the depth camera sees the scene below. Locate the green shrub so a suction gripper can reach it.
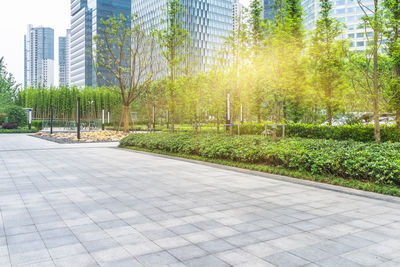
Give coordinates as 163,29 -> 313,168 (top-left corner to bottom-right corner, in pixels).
31,120 -> 43,130
229,122 -> 400,143
120,133 -> 400,186
5,106 -> 27,127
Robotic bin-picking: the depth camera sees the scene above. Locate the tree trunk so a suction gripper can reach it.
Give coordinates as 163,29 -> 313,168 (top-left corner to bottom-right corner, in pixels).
373,0 -> 381,144
123,104 -> 130,133
327,105 -> 332,126
217,111 -> 220,134
396,111 -> 400,128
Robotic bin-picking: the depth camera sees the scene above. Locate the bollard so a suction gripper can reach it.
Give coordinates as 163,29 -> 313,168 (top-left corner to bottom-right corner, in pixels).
50,105 -> 53,134
77,97 -> 81,140
28,109 -> 32,130
102,108 -> 105,131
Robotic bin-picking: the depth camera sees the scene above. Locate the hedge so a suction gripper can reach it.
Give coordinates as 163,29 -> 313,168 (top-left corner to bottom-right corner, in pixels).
232,122 -> 400,143
120,133 -> 400,186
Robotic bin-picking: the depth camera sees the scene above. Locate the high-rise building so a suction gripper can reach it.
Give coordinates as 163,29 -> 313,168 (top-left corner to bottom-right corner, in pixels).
132,0 -> 234,72
59,29 -> 71,86
302,0 -> 375,52
70,0 -> 131,87
233,0 -> 244,34
24,25 -> 54,88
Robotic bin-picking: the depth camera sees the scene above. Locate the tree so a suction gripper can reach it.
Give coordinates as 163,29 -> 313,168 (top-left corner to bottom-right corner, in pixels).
93,15 -> 156,132
258,0 -> 305,141
0,57 -> 20,108
356,0 -> 385,143
248,0 -> 266,122
309,0 -> 349,125
383,0 -> 400,127
156,0 -> 190,132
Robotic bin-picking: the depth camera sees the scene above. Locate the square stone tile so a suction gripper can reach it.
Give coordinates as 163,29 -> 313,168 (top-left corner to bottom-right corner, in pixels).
137,251 -> 179,266
185,255 -> 230,267
225,233 -> 260,247
342,250 -> 388,266
216,248 -> 258,265
198,239 -> 235,253
168,245 -> 208,261
154,236 -> 190,249
242,241 -> 282,258
265,251 -> 311,266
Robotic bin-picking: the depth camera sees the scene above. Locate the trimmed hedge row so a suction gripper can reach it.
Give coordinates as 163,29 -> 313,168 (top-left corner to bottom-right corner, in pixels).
120,133 -> 400,186
233,122 -> 400,143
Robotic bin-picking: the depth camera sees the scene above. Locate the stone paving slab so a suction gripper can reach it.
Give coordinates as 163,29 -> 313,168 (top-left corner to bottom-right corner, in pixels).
0,134 -> 399,266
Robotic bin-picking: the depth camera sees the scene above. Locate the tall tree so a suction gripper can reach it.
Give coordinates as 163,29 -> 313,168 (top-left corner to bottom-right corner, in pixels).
383,0 -> 400,127
357,0 -> 385,143
157,0 -> 189,132
310,0 -> 348,125
0,57 -> 19,108
93,15 -> 156,132
248,0 -> 266,122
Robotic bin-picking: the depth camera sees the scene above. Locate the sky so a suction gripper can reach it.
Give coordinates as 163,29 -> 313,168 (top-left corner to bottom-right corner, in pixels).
0,0 -> 250,87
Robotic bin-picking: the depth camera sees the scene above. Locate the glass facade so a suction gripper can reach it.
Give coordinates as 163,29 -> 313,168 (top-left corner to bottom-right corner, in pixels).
24,25 -> 54,88
59,29 -> 71,86
302,0 -> 375,52
70,0 -> 131,87
132,0 -> 234,73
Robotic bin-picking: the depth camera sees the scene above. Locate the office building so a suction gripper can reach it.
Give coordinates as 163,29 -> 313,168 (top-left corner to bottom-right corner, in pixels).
70,0 -> 131,87
302,0 -> 375,52
132,0 -> 234,72
233,0 -> 244,34
59,29 -> 71,86
24,25 -> 54,88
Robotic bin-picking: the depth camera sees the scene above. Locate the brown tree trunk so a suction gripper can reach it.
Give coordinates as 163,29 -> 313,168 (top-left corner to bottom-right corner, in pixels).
396,111 -> 400,128
327,105 -> 332,126
373,0 -> 381,144
123,104 -> 130,133
217,111 -> 220,134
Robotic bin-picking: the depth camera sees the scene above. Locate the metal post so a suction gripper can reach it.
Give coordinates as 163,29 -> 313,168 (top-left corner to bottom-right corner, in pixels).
107,110 -> 110,125
50,105 -> 53,134
77,97 -> 81,140
102,108 -> 105,131
28,109 -> 32,130
152,105 -> 156,132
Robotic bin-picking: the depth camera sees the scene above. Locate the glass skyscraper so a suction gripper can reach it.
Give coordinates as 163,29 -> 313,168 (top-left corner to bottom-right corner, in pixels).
132,0 -> 234,72
70,0 -> 131,87
302,0 -> 375,52
59,29 -> 71,86
24,25 -> 54,88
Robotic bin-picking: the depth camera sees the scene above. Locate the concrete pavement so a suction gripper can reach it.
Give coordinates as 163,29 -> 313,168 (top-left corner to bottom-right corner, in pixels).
0,134 -> 399,266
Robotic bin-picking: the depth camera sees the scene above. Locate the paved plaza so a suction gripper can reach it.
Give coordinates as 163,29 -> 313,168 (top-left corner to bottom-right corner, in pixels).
0,134 -> 400,266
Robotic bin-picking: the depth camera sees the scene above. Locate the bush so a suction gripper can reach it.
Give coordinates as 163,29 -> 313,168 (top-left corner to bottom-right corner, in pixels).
1,122 -> 17,129
120,133 -> 400,186
31,120 -> 43,130
229,122 -> 400,143
5,106 -> 27,127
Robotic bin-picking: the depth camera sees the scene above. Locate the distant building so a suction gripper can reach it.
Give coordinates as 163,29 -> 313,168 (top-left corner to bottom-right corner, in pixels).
132,0 -> 234,72
302,0 -> 376,52
233,0 -> 244,34
59,29 -> 71,86
24,25 -> 54,88
70,0 -> 131,87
